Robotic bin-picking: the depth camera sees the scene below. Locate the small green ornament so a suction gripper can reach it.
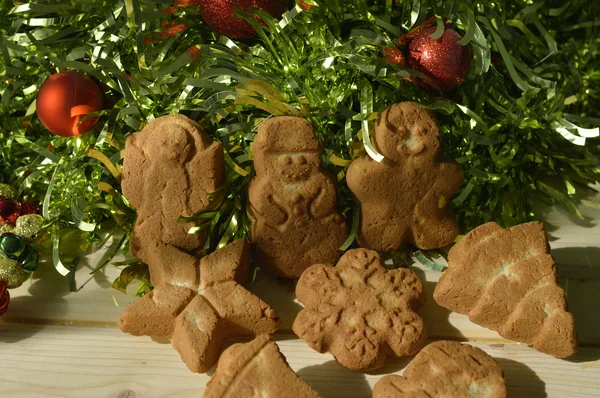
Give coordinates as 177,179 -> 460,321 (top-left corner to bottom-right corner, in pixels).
0,233 -> 25,260
18,245 -> 40,272
0,257 -> 29,289
0,184 -> 17,199
14,214 -> 44,238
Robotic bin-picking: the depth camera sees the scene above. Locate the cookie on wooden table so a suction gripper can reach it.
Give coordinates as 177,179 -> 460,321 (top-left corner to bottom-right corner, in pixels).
293,248 -> 427,371
248,116 -> 348,279
119,239 -> 281,373
122,114 -> 225,287
373,341 -> 507,398
347,102 -> 463,252
203,334 -> 322,398
434,221 -> 578,358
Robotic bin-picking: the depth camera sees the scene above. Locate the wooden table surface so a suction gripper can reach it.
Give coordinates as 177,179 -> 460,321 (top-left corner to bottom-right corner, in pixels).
1,187 -> 600,397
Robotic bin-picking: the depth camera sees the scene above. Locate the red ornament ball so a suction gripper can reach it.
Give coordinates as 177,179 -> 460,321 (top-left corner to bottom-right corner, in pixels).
0,198 -> 21,225
0,280 -> 8,316
198,0 -> 288,40
20,200 -> 41,216
37,71 -> 104,137
407,27 -> 472,92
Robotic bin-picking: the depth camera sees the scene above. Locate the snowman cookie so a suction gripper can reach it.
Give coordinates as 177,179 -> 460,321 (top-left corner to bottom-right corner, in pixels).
248,117 -> 347,278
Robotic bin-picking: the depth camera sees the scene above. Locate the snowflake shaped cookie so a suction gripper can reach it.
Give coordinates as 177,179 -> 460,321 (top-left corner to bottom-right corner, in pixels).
292,248 -> 427,371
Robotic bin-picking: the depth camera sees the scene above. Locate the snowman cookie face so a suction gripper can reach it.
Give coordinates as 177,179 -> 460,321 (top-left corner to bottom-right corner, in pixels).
272,152 -> 320,182
253,117 -> 322,183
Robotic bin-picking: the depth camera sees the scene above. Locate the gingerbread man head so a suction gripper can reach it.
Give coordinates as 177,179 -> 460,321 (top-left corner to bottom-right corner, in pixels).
374,102 -> 441,162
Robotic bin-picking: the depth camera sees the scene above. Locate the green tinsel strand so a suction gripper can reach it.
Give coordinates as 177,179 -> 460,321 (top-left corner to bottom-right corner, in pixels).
0,0 -> 599,281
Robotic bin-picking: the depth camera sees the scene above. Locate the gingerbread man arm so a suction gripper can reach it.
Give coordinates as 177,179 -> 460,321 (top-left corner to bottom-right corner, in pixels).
309,174 -> 338,220
346,157 -> 376,202
248,178 -> 289,226
411,160 -> 463,249
121,133 -> 147,209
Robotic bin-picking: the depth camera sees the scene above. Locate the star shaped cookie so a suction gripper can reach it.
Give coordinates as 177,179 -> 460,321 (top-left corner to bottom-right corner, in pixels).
119,239 -> 281,372
293,248 -> 427,371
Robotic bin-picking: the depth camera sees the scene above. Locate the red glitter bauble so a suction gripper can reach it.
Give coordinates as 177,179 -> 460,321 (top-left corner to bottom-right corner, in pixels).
407,27 -> 472,92
37,71 -> 104,137
198,0 -> 288,40
0,198 -> 21,225
20,201 -> 41,216
0,281 -> 8,316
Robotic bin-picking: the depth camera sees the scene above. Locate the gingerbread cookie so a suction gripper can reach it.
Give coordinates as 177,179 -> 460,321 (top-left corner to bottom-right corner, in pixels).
347,102 -> 463,252
119,239 -> 281,373
434,222 -> 578,358
122,114 -> 225,287
203,334 -> 321,398
292,248 -> 427,371
248,116 -> 348,278
373,341 -> 507,398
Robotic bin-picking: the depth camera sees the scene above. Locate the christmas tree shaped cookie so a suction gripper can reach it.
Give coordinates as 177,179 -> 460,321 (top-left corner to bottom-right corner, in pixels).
119,239 -> 281,372
434,222 -> 578,358
203,334 -> 321,398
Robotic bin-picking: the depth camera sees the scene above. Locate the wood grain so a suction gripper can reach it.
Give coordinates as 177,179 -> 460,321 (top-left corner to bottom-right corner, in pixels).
0,324 -> 598,398
0,186 -> 598,397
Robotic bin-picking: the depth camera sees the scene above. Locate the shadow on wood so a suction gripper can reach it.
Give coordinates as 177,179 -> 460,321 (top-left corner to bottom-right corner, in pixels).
413,268 -> 466,341
249,269 -> 303,332
297,360 -> 372,398
366,355 -> 412,376
2,256 -> 68,328
565,346 -> 600,364
496,357 -> 547,398
552,246 -> 600,346
0,322 -> 45,343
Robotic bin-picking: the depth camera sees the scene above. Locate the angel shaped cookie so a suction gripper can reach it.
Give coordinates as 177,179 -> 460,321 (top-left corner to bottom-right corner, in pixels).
248,116 -> 347,278
119,239 -> 281,373
347,102 -> 463,251
122,114 -> 225,286
293,248 -> 427,371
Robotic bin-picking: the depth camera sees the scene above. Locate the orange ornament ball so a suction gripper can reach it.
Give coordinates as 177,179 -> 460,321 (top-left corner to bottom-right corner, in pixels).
36,71 -> 103,137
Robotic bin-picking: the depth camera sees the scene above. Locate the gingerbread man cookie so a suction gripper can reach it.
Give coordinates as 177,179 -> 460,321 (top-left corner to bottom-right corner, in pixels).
434,222 -> 578,358
347,102 -> 463,252
373,341 -> 507,398
248,116 -> 348,278
122,114 -> 225,287
292,248 -> 427,371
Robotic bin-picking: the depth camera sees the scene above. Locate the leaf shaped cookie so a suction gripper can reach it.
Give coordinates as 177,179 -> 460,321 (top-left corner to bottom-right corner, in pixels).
373,341 -> 506,398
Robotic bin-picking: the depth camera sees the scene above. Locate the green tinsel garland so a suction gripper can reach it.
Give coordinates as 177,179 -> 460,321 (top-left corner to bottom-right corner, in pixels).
0,0 -> 599,289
